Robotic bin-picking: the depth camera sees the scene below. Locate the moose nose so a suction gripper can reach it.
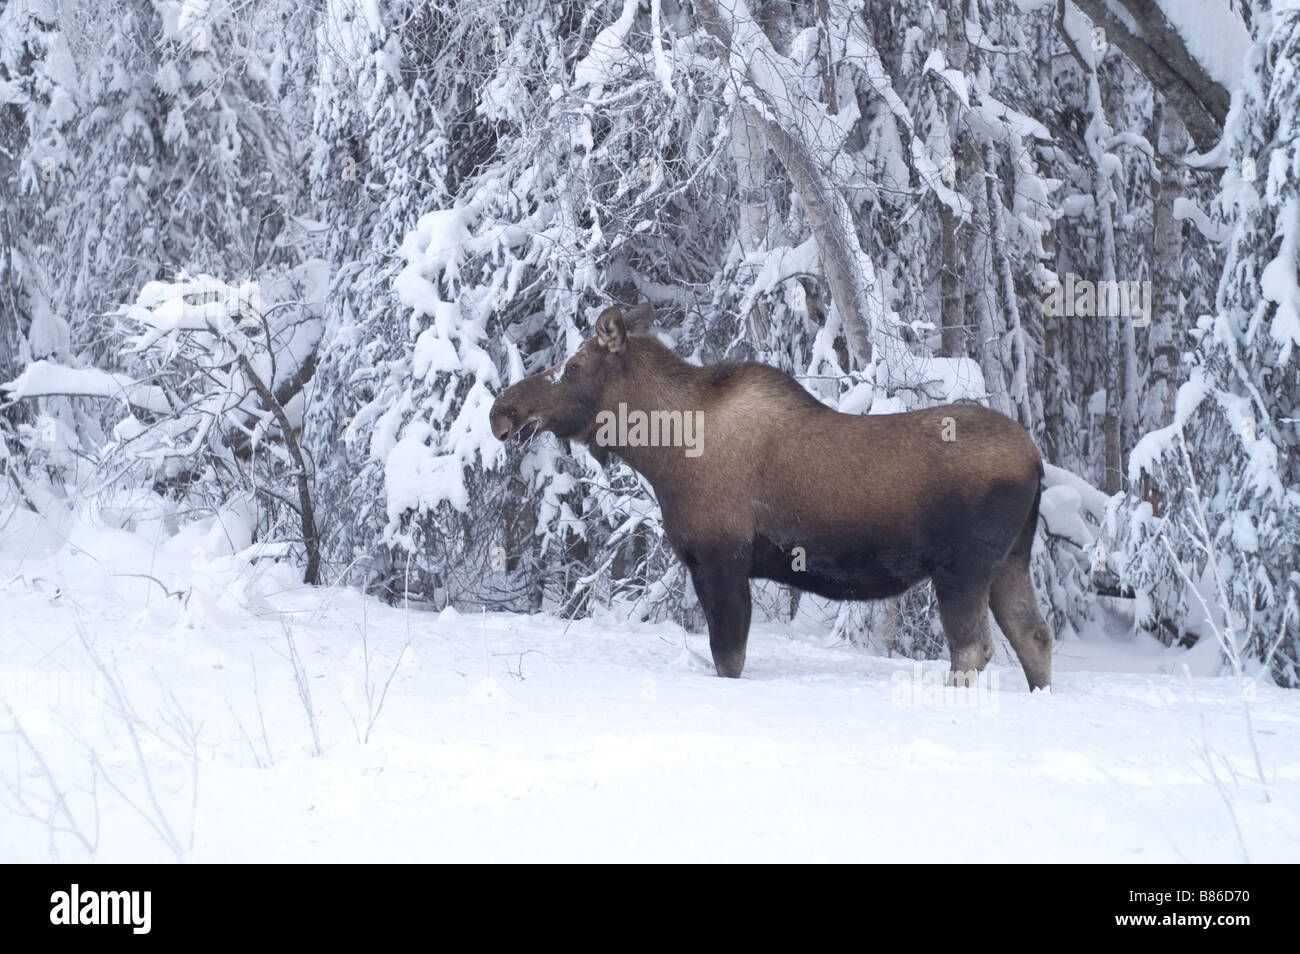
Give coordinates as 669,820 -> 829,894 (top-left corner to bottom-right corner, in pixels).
490,402 -> 515,441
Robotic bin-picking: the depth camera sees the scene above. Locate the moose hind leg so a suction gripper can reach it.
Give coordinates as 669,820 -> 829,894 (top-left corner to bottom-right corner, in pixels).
989,560 -> 1053,690
688,557 -> 753,678
934,578 -> 995,687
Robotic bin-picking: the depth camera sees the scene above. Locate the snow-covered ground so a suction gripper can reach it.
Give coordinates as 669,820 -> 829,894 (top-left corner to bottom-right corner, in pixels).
2,507 -> 1297,863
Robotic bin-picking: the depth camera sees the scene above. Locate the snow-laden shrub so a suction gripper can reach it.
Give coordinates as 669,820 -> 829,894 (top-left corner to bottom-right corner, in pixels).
3,263 -> 329,581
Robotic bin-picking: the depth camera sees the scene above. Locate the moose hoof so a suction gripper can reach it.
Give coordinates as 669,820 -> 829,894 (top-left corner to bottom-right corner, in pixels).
713,655 -> 745,678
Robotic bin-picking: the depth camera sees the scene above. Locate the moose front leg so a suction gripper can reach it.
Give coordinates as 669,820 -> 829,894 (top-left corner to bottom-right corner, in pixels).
688,555 -> 753,678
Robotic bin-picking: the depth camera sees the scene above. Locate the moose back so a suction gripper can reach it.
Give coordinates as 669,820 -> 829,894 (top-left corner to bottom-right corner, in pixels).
490,303 -> 1053,690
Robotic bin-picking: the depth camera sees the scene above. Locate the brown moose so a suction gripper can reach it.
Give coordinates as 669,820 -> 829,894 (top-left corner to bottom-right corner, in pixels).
490,303 -> 1053,690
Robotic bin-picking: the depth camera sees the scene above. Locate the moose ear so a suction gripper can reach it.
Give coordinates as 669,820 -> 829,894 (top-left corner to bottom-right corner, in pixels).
595,306 -> 627,353
621,302 -> 654,335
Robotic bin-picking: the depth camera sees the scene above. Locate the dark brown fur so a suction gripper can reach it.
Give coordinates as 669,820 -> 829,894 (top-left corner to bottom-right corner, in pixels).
491,304 -> 1052,689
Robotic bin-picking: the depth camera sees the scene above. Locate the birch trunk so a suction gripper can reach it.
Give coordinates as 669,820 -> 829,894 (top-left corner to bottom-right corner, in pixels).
1149,99 -> 1187,430
939,5 -> 969,358
1088,69 -> 1123,494
731,104 -> 773,344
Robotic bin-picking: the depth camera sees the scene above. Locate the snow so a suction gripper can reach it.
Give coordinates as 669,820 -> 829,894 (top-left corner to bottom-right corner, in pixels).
968,91 -> 1052,146
1173,196 -> 1231,243
1061,193 -> 1095,218
1261,196 -> 1300,358
1045,461 -> 1113,519
792,26 -> 819,66
3,508 -> 1297,863
1157,0 -> 1251,92
2,360 -> 171,414
911,356 -> 987,403
395,207 -> 477,313
1059,1 -> 1099,72
737,238 -> 820,318
383,422 -> 468,523
649,0 -> 675,97
412,328 -> 461,379
923,49 -> 969,106
573,0 -> 639,91
1040,484 -> 1092,549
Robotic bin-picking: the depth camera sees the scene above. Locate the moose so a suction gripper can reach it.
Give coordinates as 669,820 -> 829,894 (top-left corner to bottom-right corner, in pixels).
490,303 -> 1053,690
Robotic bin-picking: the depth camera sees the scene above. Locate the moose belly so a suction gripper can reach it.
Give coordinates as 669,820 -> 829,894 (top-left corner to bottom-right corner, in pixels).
749,534 -> 927,600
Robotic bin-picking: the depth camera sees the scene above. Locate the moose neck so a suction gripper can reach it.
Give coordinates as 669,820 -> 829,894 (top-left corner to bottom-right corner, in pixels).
595,339 -> 709,490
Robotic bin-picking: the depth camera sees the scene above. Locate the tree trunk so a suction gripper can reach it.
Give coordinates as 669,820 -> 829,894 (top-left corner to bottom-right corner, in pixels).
237,352 -> 322,585
939,3 -> 969,358
1067,0 -> 1229,150
731,94 -> 772,345
696,0 -> 911,375
1150,99 -> 1186,429
1088,71 -> 1123,495
984,144 -> 1034,427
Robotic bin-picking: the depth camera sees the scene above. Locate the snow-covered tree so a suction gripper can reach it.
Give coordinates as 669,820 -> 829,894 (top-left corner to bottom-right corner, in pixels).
1124,2 -> 1300,685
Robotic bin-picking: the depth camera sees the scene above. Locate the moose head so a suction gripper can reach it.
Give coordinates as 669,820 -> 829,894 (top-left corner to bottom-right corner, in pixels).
490,302 -> 656,452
